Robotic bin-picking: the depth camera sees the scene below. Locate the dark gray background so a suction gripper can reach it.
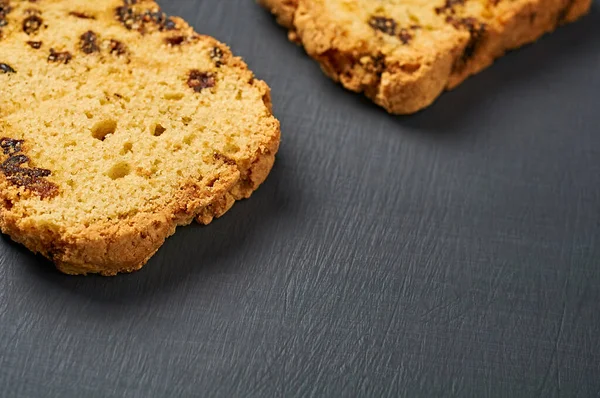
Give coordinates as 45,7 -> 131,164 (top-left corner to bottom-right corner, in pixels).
1,1 -> 599,397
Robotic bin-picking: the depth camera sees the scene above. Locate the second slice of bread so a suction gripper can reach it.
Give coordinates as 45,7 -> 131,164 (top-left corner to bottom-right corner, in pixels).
260,0 -> 591,114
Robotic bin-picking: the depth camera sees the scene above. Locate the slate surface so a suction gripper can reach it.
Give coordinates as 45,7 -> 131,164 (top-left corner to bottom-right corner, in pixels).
1,1 -> 599,397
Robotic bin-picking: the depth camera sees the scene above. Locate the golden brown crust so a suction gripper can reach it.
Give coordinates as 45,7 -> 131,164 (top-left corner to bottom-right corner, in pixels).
259,0 -> 592,114
0,0 -> 281,275
260,0 -> 298,29
0,122 -> 279,276
0,91 -> 280,276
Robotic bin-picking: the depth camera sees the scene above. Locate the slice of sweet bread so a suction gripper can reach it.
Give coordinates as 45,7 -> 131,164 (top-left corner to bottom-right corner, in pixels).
0,0 -> 280,275
260,0 -> 591,114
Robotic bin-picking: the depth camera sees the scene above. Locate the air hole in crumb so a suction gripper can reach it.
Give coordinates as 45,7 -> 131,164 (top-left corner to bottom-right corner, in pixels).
152,123 -> 167,136
408,14 -> 421,24
207,177 -> 218,187
120,142 -> 133,155
236,90 -> 243,100
85,111 -> 94,119
107,162 -> 131,180
92,119 -> 117,141
183,134 -> 196,145
182,116 -> 192,125
164,92 -> 184,100
224,143 -> 240,153
150,159 -> 162,175
67,179 -> 76,188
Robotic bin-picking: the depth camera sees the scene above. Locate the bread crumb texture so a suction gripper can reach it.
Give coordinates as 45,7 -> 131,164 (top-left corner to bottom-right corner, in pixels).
0,0 -> 280,275
259,0 -> 591,114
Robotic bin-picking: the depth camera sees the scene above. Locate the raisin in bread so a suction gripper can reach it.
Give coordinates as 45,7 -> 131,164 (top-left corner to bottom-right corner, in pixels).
0,0 -> 280,275
259,0 -> 591,114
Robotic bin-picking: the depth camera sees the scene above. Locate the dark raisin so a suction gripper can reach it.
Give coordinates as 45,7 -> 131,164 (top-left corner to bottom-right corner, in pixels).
0,4 -> 11,17
26,40 -> 42,49
0,138 -> 23,154
370,53 -> 386,76
435,0 -> 466,15
69,11 -> 95,19
48,48 -> 72,64
399,28 -> 412,44
80,30 -> 99,54
116,1 -> 175,33
448,17 -> 487,71
187,70 -> 215,93
149,11 -> 177,31
108,39 -> 127,56
210,46 -> 223,67
0,1 -> 7,28
115,5 -> 137,30
368,16 -> 397,36
0,0 -> 12,18
147,11 -> 166,24
1,154 -> 27,171
165,35 -> 186,46
0,153 -> 58,198
464,26 -> 486,59
22,14 -> 42,35
0,62 -> 15,73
